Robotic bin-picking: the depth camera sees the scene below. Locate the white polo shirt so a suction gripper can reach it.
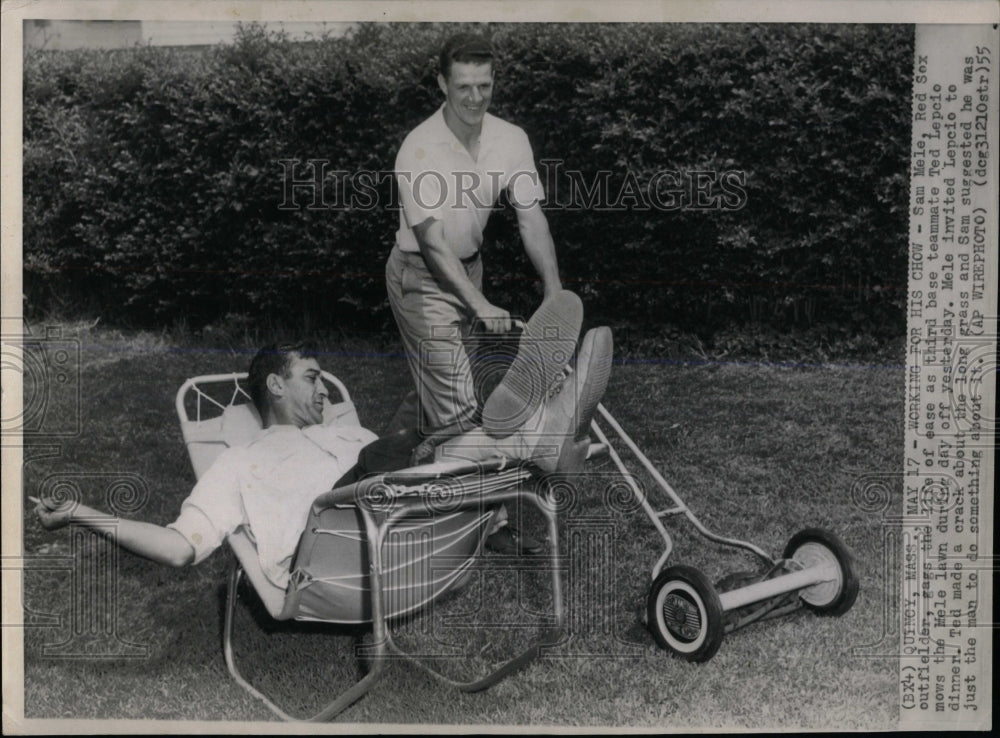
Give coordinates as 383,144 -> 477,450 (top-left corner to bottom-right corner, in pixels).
168,423 -> 377,589
394,105 -> 546,259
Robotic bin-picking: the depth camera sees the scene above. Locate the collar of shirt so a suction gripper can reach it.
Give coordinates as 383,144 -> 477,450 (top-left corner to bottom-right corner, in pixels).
239,422 -> 371,487
248,422 -> 375,454
248,423 -> 300,443
427,103 -> 495,161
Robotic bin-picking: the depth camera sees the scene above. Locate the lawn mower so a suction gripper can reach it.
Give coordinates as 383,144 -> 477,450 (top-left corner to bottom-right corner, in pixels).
588,403 -> 860,662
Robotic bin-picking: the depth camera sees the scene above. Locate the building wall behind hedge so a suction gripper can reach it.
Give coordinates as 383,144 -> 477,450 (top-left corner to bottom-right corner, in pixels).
23,22 -> 913,335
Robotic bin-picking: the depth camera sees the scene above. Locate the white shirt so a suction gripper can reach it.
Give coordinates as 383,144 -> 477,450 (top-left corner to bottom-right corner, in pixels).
394,105 -> 545,258
167,423 -> 377,589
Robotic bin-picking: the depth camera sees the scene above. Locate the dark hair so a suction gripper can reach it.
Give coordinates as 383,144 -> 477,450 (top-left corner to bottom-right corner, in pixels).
439,33 -> 493,79
246,341 -> 320,419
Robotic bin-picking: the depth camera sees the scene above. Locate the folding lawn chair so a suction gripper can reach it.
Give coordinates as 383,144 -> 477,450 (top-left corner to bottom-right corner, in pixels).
175,371 -> 565,722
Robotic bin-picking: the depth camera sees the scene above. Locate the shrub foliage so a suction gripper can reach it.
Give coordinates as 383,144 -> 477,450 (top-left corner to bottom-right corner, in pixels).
24,22 -> 913,335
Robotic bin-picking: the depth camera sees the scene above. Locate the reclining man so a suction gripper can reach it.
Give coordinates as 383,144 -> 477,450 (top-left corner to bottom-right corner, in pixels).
33,321 -> 612,592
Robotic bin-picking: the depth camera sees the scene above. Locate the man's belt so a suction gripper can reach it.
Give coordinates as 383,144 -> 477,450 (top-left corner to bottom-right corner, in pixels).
399,248 -> 480,267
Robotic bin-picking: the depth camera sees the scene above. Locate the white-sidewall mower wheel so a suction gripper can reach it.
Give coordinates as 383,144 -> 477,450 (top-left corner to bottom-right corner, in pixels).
783,528 -> 860,616
647,565 -> 724,663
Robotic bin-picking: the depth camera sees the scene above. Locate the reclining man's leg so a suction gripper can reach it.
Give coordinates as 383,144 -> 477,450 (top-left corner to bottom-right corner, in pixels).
477,290 -> 584,438
333,427 -> 426,488
336,299 -> 606,556
333,328 -> 611,493
437,326 -> 614,474
404,290 -> 588,463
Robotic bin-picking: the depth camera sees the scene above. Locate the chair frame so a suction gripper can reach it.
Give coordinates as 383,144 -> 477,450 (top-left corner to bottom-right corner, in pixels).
176,371 -> 565,722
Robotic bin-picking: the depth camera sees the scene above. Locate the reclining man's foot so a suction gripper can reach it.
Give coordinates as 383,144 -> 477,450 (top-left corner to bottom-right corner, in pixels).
434,325 -> 613,475
527,326 -> 614,474
479,290 -> 583,439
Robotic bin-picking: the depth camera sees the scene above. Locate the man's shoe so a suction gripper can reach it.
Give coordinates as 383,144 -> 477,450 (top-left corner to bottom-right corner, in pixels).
485,524 -> 545,555
567,326 -> 613,443
530,326 -> 614,474
480,290 -> 583,439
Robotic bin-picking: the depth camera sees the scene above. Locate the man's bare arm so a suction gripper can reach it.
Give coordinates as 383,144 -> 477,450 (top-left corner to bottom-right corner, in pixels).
33,497 -> 195,568
516,201 -> 562,299
412,217 -> 513,333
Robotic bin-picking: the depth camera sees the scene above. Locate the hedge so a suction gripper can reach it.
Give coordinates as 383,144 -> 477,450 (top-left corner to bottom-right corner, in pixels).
23,22 -> 913,336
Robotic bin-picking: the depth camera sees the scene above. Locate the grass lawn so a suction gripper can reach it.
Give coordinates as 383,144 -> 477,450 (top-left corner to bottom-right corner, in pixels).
18,322 -> 903,729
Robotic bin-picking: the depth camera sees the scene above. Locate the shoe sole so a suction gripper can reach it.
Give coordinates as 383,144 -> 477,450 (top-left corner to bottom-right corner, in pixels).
549,326 -> 613,473
533,326 -> 613,475
572,326 -> 613,442
480,290 -> 583,438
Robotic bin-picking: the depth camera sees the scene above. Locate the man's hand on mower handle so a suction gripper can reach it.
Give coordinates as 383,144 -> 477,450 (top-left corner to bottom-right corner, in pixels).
471,300 -> 513,334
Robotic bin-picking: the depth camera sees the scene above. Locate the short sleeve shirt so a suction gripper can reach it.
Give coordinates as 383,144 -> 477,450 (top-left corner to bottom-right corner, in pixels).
394,105 -> 546,258
167,423 -> 377,589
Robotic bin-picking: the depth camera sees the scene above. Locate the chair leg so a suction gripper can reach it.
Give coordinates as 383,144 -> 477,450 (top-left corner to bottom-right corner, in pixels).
381,492 -> 566,693
446,625 -> 563,693
222,562 -> 387,722
456,500 -> 566,692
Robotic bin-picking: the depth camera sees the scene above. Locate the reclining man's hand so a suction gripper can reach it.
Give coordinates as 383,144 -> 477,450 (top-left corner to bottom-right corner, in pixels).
408,421 -> 469,466
31,496 -> 74,531
409,438 -> 438,466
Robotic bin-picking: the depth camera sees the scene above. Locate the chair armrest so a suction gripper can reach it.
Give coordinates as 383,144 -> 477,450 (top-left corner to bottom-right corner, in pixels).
382,456 -> 514,481
311,479 -> 370,512
310,457 -> 524,514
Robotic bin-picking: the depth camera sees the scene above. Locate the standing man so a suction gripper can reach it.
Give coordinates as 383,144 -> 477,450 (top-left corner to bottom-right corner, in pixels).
386,32 -> 563,436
